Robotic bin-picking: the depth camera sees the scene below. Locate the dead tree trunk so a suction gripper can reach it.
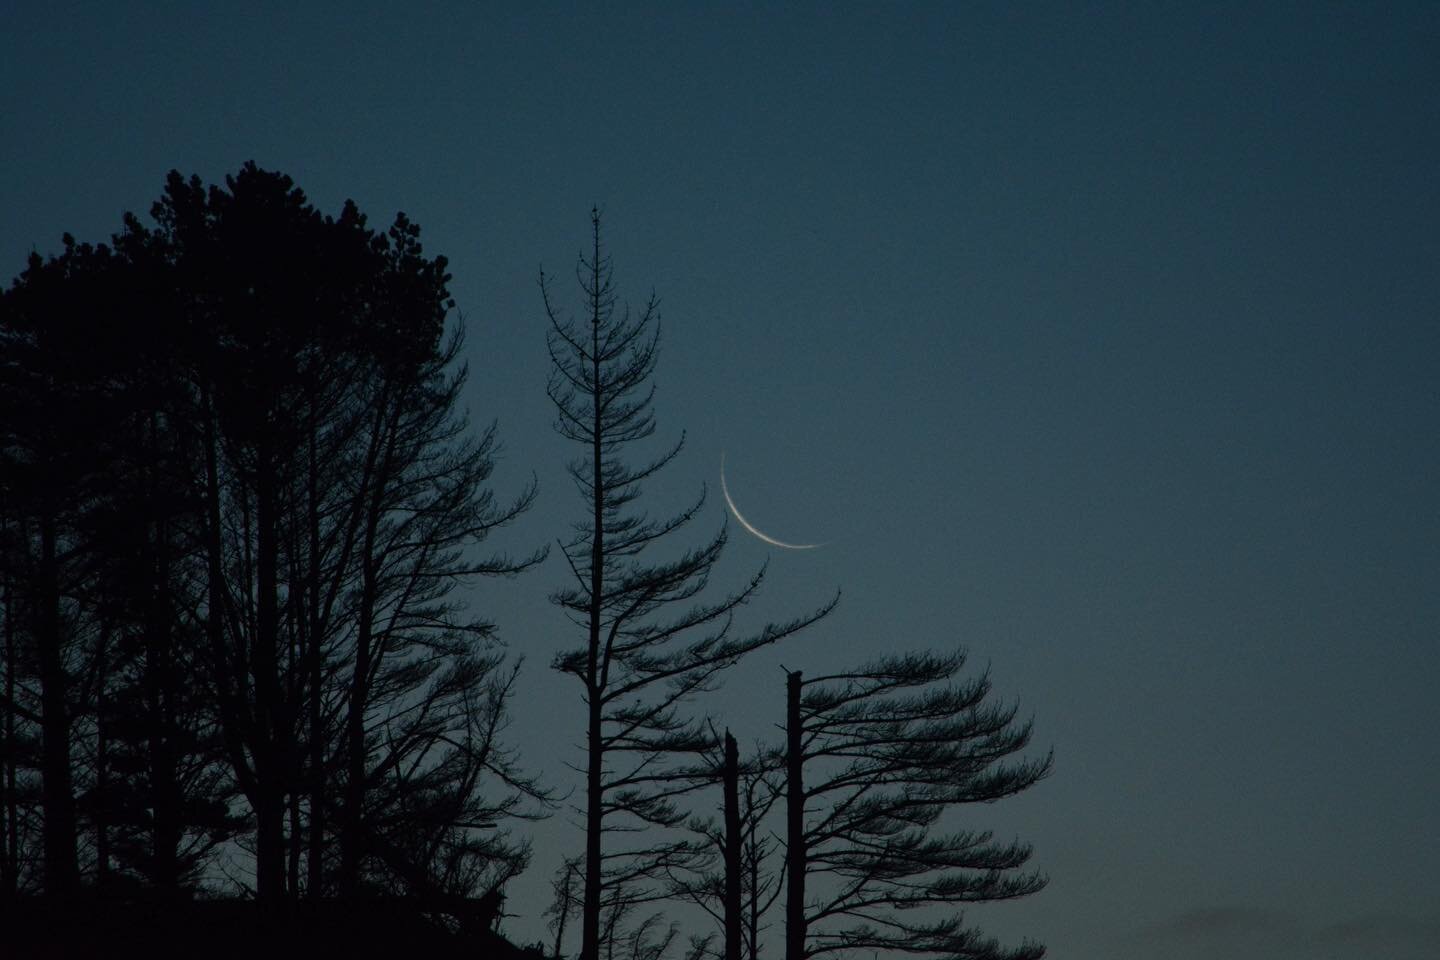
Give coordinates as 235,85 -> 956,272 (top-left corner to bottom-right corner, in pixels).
723,730 -> 741,960
784,670 -> 804,960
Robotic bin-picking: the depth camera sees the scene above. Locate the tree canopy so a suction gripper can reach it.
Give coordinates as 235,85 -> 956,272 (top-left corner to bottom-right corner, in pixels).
0,164 -> 548,910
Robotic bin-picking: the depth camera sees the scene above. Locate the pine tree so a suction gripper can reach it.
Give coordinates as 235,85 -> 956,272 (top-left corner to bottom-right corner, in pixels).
543,209 -> 834,960
782,651 -> 1051,960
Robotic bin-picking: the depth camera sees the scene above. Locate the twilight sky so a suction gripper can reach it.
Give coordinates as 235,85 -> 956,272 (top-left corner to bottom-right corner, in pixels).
4,4 -> 1438,958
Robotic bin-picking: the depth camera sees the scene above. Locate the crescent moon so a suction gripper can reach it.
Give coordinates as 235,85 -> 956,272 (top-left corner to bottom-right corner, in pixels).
719,452 -> 824,550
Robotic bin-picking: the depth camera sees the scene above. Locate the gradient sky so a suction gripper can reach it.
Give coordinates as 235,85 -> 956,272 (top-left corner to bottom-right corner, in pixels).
4,4 -> 1439,958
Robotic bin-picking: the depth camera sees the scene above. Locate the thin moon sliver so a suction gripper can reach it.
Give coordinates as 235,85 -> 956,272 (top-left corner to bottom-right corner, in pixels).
719,452 -> 824,550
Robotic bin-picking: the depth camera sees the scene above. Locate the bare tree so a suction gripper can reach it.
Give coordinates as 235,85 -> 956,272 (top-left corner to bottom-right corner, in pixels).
325,323 -> 548,898
667,728 -> 785,960
781,651 -> 1051,960
543,209 -> 834,960
546,854 -> 583,958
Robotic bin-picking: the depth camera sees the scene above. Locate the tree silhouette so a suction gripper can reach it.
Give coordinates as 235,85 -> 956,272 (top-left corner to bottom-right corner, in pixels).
145,165 -> 549,905
543,209 -> 835,960
77,220 -> 241,891
0,179 -> 1056,960
546,854 -> 583,957
0,235 -> 146,895
0,486 -> 27,896
669,730 -> 784,960
0,164 -> 549,915
781,652 -> 1050,960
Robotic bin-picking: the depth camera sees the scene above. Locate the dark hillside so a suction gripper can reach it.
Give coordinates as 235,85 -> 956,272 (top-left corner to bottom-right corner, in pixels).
1,896 -> 549,960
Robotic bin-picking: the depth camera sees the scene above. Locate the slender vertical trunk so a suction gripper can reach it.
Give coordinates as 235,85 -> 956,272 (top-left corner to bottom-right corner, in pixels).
253,457 -> 286,906
580,208 -> 606,960
340,585 -> 371,898
723,731 -> 742,960
285,537 -> 302,899
288,783 -> 302,896
340,491 -> 380,895
150,617 -> 181,888
581,694 -> 603,960
746,830 -> 760,960
340,400 -> 395,896
306,628 -> 324,897
2,526 -> 18,896
201,383 -> 266,880
94,627 -> 110,889
149,479 -> 181,889
552,860 -> 575,960
306,395 -> 325,896
784,671 -> 805,960
36,510 -> 78,897
202,386 -> 252,799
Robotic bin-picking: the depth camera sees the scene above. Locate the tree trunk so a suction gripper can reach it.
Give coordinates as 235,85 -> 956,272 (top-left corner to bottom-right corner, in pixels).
579,211 -> 607,960
36,511 -> 79,896
306,401 -> 325,897
784,671 -> 804,960
746,830 -> 761,960
339,446 -> 384,897
253,461 -> 286,906
580,689 -> 603,960
288,784 -> 302,895
94,627 -> 110,889
339,596 -> 371,895
553,860 -> 576,960
723,731 -> 742,960
2,542 -> 16,896
148,500 -> 181,889
285,542 -> 302,898
203,387 -> 256,804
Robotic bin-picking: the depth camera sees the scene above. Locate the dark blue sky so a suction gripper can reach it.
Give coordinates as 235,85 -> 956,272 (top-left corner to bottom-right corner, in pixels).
4,4 -> 1438,957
